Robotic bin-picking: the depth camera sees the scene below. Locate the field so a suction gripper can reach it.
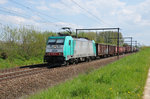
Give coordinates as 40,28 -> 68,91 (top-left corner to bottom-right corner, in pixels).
28,47 -> 150,99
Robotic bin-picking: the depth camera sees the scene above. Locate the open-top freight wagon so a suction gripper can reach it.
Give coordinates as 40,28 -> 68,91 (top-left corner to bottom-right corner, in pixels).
124,45 -> 132,53
96,44 -> 108,57
96,44 -> 126,58
108,45 -> 116,56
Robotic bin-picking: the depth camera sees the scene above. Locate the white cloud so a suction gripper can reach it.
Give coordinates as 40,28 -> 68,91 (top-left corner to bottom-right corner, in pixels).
49,0 -> 150,27
0,14 -> 83,32
0,14 -> 39,26
0,15 -> 25,24
0,0 -> 7,4
50,0 -> 83,15
55,22 -> 83,29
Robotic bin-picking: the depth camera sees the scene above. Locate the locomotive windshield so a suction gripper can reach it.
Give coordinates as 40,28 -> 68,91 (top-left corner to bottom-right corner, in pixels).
56,39 -> 64,44
48,39 -> 64,45
48,39 -> 56,44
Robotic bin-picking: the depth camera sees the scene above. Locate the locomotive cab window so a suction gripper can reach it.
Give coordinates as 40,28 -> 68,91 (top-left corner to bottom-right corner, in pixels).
56,39 -> 64,44
48,39 -> 56,44
48,39 -> 64,45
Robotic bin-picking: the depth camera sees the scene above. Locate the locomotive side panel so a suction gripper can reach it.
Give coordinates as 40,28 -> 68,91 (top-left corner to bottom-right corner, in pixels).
73,39 -> 96,58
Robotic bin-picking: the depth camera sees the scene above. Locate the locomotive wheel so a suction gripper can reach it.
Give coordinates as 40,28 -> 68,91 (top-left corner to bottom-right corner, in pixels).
64,61 -> 69,66
86,57 -> 90,62
72,61 -> 76,65
75,59 -> 78,64
89,57 -> 91,62
47,63 -> 52,67
66,61 -> 69,66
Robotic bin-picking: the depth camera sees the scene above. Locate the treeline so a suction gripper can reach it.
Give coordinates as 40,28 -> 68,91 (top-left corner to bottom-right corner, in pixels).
0,25 -> 124,61
77,31 -> 124,45
0,25 -> 56,61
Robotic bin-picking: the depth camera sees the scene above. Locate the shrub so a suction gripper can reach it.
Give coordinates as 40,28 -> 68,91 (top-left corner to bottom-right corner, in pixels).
1,52 -> 8,59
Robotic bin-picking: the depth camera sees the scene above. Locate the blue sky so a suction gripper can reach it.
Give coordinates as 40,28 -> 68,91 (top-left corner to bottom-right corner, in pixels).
0,0 -> 150,46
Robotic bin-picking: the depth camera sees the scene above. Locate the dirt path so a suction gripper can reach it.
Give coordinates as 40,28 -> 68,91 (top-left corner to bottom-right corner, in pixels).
0,54 -> 129,99
143,68 -> 150,99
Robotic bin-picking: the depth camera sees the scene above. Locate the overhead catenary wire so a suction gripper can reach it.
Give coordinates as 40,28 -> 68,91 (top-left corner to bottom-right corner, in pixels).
8,0 -> 78,29
60,1 -> 90,28
1,0 -> 113,31
9,0 -> 62,22
60,0 -> 110,32
8,0 -> 62,27
0,7 -> 31,19
0,8 -> 63,32
70,0 -> 112,27
0,7 -> 61,30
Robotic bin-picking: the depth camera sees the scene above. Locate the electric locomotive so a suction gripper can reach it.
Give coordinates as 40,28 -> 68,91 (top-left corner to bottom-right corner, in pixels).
44,28 -> 96,65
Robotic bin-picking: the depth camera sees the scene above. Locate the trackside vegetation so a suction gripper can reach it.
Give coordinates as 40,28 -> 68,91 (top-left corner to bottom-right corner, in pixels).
0,25 -> 56,69
0,58 -> 42,69
28,47 -> 150,99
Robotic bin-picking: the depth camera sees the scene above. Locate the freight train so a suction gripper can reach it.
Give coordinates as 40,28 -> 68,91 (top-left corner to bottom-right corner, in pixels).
44,35 -> 138,65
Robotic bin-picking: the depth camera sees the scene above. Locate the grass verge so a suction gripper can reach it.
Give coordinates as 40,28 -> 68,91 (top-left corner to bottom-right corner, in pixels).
28,47 -> 150,99
0,57 -> 43,69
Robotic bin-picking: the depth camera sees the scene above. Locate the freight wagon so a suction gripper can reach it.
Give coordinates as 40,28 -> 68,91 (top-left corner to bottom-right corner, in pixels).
119,47 -> 125,54
96,44 -> 117,57
96,43 -> 108,57
108,45 -> 116,56
124,45 -> 132,53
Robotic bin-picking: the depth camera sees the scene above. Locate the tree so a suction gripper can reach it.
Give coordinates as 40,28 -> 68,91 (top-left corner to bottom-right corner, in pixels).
96,31 -> 124,45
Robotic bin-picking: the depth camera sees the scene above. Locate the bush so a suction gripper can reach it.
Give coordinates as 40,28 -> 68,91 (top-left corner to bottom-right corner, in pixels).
1,52 -> 8,59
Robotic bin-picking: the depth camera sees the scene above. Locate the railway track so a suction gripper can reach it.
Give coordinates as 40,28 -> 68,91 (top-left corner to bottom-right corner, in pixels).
0,54 -> 128,82
0,60 -> 95,82
0,63 -> 49,82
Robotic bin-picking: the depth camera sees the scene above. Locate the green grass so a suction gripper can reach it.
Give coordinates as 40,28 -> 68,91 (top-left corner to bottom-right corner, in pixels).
0,57 -> 43,69
28,47 -> 150,99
